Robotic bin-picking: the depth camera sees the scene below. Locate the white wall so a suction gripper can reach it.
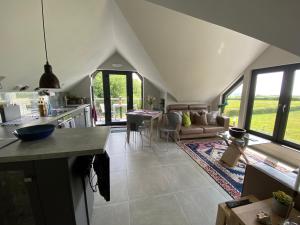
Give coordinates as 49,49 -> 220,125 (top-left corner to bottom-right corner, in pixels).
97,51 -> 137,72
68,75 -> 92,104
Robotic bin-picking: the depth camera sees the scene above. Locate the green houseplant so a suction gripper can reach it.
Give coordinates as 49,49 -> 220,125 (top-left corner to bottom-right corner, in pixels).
272,191 -> 293,218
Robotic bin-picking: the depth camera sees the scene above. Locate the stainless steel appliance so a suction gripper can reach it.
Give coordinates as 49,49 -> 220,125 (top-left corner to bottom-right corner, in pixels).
84,106 -> 92,127
57,115 -> 75,128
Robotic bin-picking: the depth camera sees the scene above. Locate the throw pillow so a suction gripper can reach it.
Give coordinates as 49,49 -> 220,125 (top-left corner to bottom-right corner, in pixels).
182,112 -> 191,127
206,111 -> 219,125
190,112 -> 198,124
195,112 -> 208,125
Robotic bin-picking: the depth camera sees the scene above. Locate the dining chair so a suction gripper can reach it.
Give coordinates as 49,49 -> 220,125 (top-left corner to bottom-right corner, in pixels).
126,114 -> 147,147
159,112 -> 181,142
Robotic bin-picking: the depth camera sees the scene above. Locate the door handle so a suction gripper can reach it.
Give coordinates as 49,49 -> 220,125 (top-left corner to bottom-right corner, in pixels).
282,104 -> 287,112
24,177 -> 32,183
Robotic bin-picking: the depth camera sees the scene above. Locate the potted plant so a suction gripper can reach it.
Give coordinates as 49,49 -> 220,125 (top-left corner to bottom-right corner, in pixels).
218,101 -> 228,115
146,96 -> 156,110
272,191 -> 293,218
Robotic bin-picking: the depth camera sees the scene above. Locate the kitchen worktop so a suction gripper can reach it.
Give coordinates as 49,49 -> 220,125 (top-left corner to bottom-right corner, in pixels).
21,104 -> 91,127
0,104 -> 91,138
0,126 -> 110,163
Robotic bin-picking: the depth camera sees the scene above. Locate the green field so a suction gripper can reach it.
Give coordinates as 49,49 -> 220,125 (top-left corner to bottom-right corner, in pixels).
224,98 -> 300,144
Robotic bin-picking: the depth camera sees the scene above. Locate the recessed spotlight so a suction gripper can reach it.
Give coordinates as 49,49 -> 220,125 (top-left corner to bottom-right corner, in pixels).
112,63 -> 123,68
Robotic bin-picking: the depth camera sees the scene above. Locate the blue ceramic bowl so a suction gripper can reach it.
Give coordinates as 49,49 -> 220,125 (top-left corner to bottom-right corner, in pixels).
13,124 -> 55,141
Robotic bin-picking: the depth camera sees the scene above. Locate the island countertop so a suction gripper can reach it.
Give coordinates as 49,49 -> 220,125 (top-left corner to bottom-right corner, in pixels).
0,126 -> 110,163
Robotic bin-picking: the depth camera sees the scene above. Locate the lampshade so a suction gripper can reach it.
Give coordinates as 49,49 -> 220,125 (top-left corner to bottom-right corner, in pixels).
39,62 -> 60,89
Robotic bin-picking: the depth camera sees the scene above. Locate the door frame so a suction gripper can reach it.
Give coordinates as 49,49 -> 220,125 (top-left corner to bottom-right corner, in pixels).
95,70 -> 143,126
245,63 -> 300,149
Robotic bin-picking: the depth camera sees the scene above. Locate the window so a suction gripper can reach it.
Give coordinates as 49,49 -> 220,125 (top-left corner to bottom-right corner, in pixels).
222,77 -> 243,126
0,92 -> 39,116
245,63 -> 300,149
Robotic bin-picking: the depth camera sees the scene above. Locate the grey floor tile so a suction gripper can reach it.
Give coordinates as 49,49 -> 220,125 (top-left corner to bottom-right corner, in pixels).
110,154 -> 127,172
94,171 -> 128,206
126,151 -> 161,171
127,167 -> 173,200
92,202 -> 130,225
155,148 -> 191,165
130,194 -> 189,225
163,163 -> 212,191
175,187 -> 228,225
92,132 -> 231,225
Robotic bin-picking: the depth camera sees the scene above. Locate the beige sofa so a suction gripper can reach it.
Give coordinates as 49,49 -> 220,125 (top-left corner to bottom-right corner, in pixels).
167,104 -> 230,139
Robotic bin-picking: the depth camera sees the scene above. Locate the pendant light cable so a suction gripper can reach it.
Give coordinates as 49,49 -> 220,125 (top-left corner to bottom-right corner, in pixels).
41,0 -> 48,63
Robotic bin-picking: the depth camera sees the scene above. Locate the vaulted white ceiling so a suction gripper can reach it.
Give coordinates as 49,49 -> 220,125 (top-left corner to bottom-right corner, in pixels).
115,0 -> 268,102
0,0 -> 167,93
1,0 -> 292,105
147,0 -> 300,57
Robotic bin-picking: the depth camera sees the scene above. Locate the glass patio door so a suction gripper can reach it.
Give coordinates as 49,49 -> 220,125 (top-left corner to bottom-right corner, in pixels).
246,64 -> 300,149
108,74 -> 129,124
92,70 -> 143,126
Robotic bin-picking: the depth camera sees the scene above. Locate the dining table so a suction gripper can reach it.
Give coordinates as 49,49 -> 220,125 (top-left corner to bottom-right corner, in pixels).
126,110 -> 163,145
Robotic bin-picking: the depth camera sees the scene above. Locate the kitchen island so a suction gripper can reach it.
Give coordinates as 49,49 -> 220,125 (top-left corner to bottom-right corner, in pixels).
0,127 -> 110,225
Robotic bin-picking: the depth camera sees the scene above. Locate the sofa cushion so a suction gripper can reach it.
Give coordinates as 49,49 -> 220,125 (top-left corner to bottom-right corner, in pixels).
194,112 -> 208,125
181,125 -> 204,135
202,125 -> 225,133
188,104 -> 208,111
190,111 -> 198,124
207,111 -> 219,125
182,112 -> 191,127
167,104 -> 188,112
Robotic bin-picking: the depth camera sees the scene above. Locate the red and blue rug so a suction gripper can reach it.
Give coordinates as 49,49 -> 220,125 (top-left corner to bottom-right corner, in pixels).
178,139 -> 289,199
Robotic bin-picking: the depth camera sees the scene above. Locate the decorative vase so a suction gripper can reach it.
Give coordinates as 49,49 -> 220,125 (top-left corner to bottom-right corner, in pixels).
149,104 -> 153,110
271,198 -> 293,218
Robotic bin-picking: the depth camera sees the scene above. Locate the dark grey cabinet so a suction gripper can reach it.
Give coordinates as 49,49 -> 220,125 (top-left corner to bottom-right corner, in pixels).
0,162 -> 44,225
0,157 -> 94,225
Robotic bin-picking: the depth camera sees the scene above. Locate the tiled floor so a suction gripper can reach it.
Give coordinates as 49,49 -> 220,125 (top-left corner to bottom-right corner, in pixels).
91,132 -> 232,225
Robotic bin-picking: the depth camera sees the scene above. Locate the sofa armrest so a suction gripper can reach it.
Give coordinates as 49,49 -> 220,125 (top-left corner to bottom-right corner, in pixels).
216,116 -> 230,130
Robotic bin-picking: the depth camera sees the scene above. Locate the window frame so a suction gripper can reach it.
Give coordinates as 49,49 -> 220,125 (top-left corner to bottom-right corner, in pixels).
221,76 -> 244,126
91,70 -> 144,126
245,63 -> 300,150
222,76 -> 244,104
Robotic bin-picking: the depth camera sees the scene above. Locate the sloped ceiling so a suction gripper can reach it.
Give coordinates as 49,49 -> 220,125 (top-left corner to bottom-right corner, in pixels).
0,0 -> 168,93
116,0 -> 268,102
146,0 -> 300,57
0,0 -> 116,91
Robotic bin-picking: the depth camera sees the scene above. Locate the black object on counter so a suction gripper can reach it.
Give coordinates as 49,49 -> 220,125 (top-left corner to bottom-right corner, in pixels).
225,199 -> 251,209
13,124 -> 55,141
93,152 -> 110,201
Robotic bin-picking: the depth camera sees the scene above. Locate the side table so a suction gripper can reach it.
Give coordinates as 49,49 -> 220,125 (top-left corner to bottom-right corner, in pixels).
230,198 -> 300,225
216,195 -> 258,225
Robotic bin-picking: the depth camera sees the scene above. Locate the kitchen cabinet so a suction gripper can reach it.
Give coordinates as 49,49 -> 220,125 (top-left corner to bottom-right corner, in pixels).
0,127 -> 110,225
0,162 -> 44,225
0,157 -> 94,225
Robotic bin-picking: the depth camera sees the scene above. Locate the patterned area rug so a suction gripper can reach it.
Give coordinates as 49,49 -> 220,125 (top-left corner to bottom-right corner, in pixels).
177,139 -> 289,199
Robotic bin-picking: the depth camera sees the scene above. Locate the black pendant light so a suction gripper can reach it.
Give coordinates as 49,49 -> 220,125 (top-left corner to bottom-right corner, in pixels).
39,0 -> 60,89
